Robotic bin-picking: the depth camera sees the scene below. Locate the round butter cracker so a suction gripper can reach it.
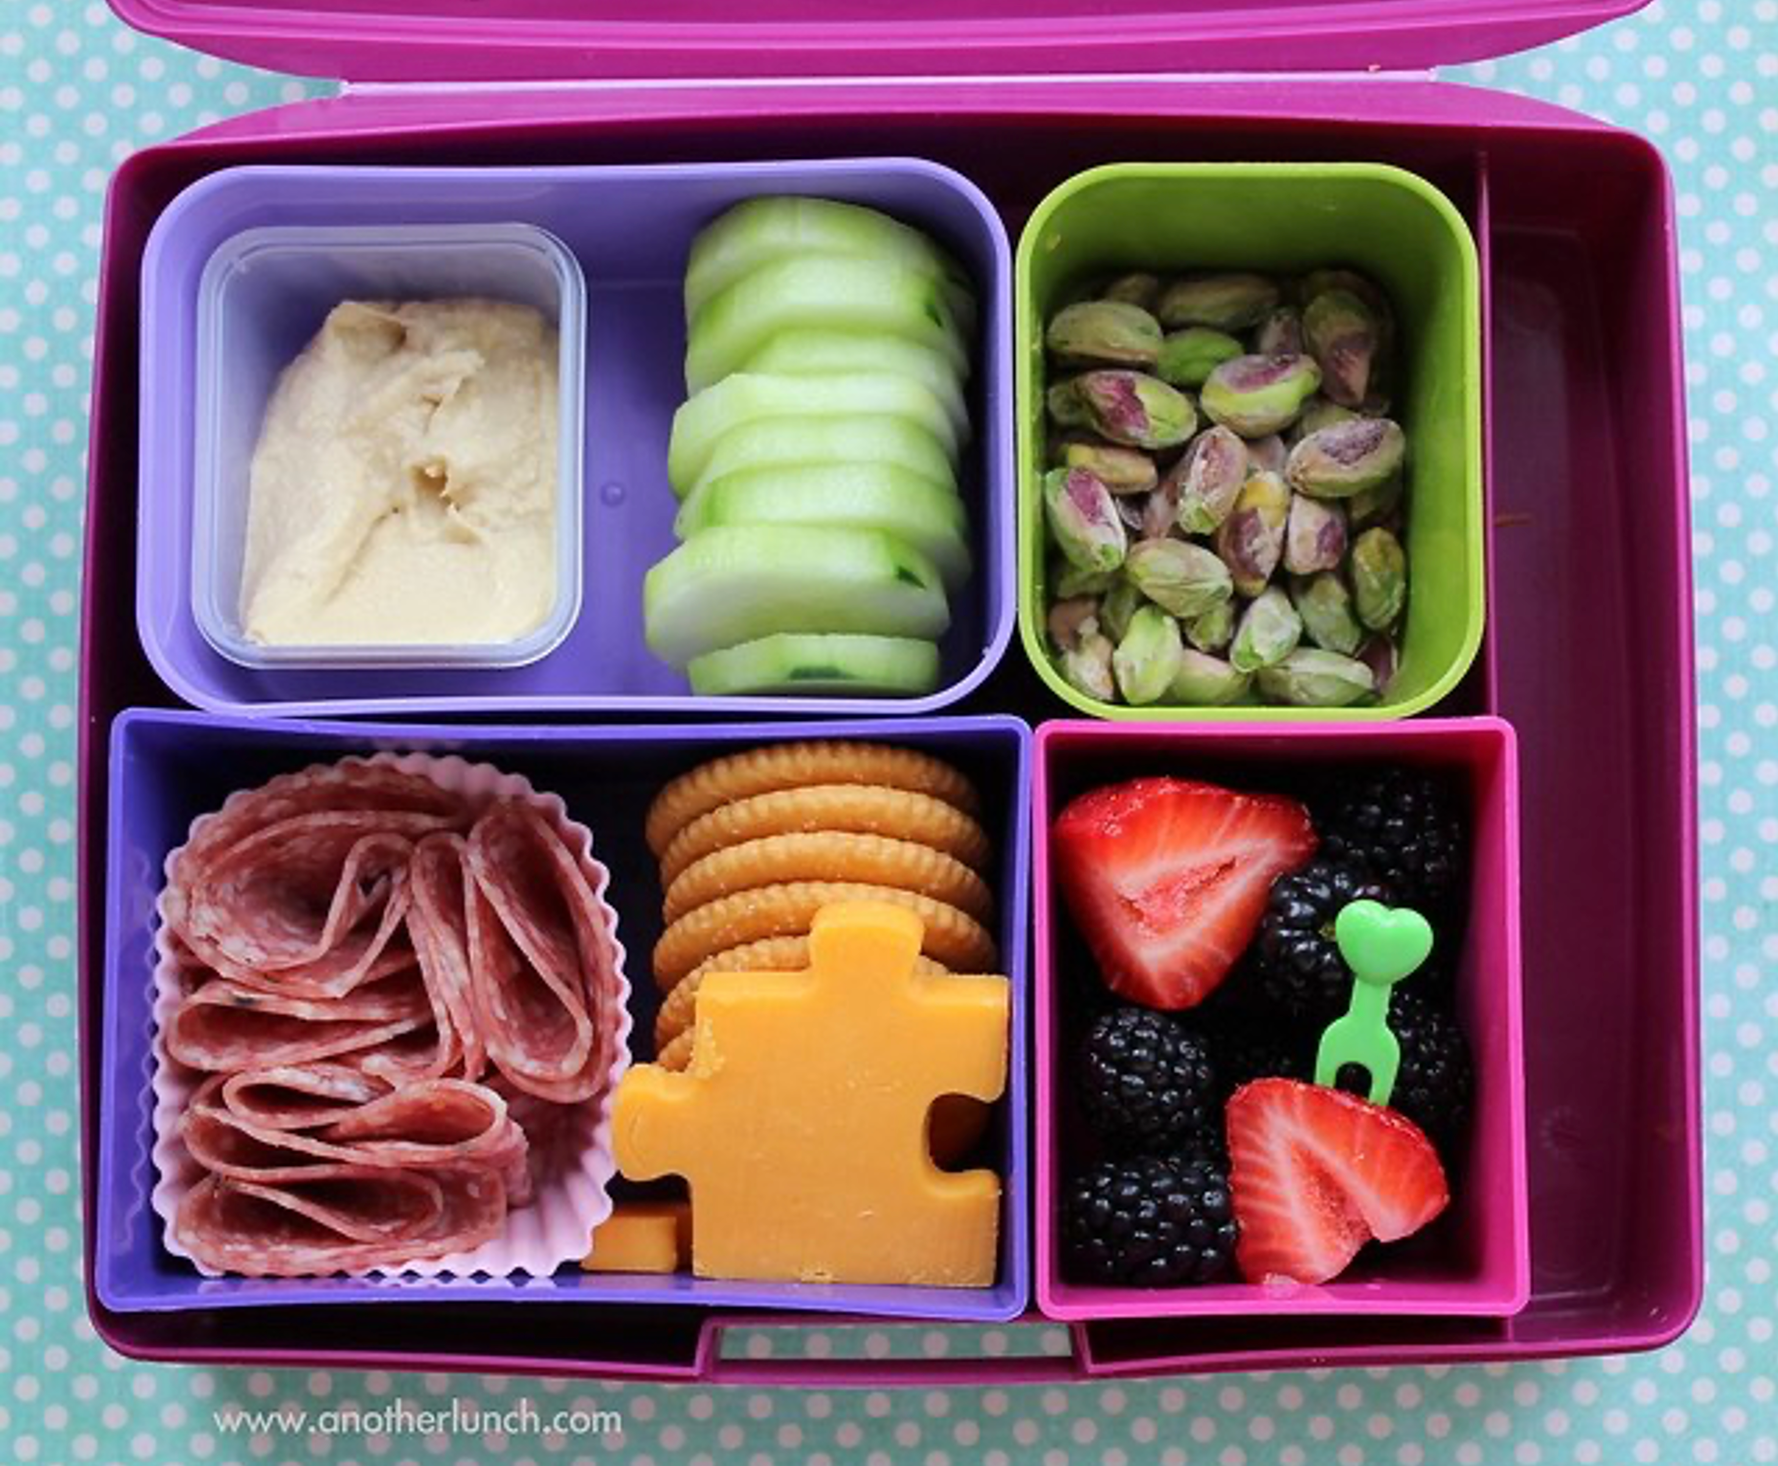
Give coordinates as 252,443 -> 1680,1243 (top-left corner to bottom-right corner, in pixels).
662,831 -> 994,926
651,880 -> 998,988
658,783 -> 993,888
645,741 -> 979,857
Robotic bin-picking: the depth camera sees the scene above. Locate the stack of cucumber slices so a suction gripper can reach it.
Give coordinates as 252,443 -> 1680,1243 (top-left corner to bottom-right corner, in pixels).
643,197 -> 978,698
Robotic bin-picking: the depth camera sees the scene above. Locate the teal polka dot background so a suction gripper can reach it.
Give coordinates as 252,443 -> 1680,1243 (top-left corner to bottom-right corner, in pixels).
2,0 -> 1773,1460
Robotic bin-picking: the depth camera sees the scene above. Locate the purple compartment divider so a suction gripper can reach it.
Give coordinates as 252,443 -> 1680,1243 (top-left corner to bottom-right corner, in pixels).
96,711 -> 1031,1323
136,160 -> 1015,717
1034,719 -> 1529,1320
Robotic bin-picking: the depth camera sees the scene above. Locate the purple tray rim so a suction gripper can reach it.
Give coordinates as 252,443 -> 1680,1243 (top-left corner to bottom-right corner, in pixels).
95,709 -> 1033,1323
133,157 -> 1017,721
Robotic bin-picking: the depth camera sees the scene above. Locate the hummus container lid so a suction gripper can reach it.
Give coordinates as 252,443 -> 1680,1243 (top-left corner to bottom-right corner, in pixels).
188,221 -> 587,671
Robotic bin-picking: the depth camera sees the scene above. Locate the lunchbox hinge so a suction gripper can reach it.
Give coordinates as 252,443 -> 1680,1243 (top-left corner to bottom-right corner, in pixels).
339,68 -> 1439,98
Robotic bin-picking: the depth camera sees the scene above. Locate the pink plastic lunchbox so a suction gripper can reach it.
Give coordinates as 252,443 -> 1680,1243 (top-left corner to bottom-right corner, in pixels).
79,0 -> 1699,1383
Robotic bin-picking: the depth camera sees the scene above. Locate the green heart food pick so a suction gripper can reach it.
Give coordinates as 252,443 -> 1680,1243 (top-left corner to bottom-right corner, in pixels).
1313,899 -> 1435,1107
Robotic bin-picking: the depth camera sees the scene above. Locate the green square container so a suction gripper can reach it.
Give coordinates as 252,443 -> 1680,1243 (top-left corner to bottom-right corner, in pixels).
1017,162 -> 1484,721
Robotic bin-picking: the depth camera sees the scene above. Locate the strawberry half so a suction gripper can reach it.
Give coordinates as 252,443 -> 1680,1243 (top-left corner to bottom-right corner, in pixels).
1052,777 -> 1315,1010
1226,1077 -> 1451,1286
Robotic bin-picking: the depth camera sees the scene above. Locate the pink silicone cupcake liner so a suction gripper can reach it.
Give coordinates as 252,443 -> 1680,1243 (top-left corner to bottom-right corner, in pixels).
148,750 -> 633,1280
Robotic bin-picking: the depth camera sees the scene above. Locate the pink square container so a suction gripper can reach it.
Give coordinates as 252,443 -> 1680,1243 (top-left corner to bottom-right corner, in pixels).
78,0 -> 1700,1383
1034,718 -> 1529,1321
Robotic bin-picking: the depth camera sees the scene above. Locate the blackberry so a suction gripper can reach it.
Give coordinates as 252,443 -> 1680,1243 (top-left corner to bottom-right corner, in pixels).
1171,1124 -> 1230,1171
1317,768 -> 1467,917
1334,989 -> 1474,1150
1077,1007 -> 1217,1154
1063,1154 -> 1238,1285
1248,857 -> 1390,1021
1208,1020 -> 1315,1104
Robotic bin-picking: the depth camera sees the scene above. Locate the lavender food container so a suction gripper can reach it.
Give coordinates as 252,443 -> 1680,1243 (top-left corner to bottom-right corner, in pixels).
96,712 -> 1031,1322
137,159 -> 1015,716
188,221 -> 588,670
79,0 -> 1698,1383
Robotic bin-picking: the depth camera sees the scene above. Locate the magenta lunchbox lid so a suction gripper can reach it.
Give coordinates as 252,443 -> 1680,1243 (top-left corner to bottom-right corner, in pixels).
109,0 -> 1649,83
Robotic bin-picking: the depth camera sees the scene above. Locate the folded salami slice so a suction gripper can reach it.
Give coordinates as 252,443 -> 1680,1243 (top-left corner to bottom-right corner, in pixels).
173,820 -> 425,999
175,762 -> 473,875
165,972 -> 433,1072
220,1063 -> 392,1130
186,1076 -> 525,1189
174,1165 -> 506,1276
465,803 -> 618,1103
322,1081 -> 533,1206
407,832 -> 485,1082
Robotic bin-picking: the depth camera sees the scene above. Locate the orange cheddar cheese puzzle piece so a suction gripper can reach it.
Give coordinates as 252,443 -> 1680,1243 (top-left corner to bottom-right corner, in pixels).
613,900 -> 1009,1288
581,1200 -> 692,1274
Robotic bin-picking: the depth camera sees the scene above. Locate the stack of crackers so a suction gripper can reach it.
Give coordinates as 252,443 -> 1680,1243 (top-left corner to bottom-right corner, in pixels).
643,741 -> 1000,1072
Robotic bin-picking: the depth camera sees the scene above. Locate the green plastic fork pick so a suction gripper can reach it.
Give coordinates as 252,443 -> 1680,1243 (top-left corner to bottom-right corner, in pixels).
1313,899 -> 1436,1107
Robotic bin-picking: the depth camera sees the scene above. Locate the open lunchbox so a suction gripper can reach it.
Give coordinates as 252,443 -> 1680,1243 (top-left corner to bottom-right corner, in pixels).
78,0 -> 1699,1382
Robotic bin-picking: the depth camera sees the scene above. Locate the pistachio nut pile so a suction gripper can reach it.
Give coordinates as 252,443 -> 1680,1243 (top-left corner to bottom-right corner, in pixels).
1040,269 -> 1408,708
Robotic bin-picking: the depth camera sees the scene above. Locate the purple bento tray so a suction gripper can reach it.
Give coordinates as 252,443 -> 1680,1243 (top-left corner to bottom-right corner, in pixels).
136,159 -> 1015,717
81,74 -> 1699,1380
1035,719 -> 1529,1320
95,711 -> 1031,1322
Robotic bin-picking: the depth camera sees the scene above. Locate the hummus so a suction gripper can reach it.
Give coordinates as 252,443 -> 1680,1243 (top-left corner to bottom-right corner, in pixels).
239,298 -> 560,648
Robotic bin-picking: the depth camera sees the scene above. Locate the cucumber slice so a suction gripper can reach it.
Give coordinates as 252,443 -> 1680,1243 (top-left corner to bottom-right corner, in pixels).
687,633 -> 941,697
676,463 -> 972,590
668,373 -> 961,496
741,330 -> 971,437
686,256 -> 970,395
684,414 -> 957,502
685,196 -> 975,328
644,525 -> 950,668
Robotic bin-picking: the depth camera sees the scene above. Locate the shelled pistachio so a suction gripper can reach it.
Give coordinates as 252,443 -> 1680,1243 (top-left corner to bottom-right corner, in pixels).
1200,354 -> 1323,438
1229,585 -> 1303,673
1099,575 -> 1145,644
1044,466 -> 1127,573
1101,272 -> 1163,311
1171,425 -> 1249,534
1112,605 -> 1185,705
1290,572 -> 1364,656
1255,305 -> 1305,356
1286,416 -> 1406,498
1303,288 -> 1380,408
1157,273 -> 1281,332
1125,539 -> 1234,620
1213,470 -> 1290,597
1047,300 -> 1163,370
1156,327 -> 1244,389
1072,370 -> 1197,450
1062,439 -> 1160,496
1185,598 -> 1236,654
1283,493 -> 1349,576
1167,650 -> 1253,706
1351,526 -> 1408,631
1256,648 -> 1375,707
1054,559 -> 1117,600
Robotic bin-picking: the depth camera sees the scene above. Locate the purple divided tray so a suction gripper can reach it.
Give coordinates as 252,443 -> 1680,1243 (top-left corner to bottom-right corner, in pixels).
136,160 -> 1015,717
80,72 -> 1699,1379
1034,719 -> 1529,1319
96,712 -> 1032,1321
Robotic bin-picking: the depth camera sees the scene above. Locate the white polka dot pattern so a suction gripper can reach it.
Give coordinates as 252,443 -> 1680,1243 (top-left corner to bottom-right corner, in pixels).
2,0 -> 1771,1457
